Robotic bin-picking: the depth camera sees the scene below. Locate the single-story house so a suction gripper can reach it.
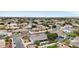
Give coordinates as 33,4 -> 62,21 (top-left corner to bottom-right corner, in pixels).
53,30 -> 65,40
25,24 -> 32,30
19,23 -> 28,28
70,37 -> 79,47
31,25 -> 48,32
63,25 -> 73,33
29,31 -> 47,43
6,22 -> 19,29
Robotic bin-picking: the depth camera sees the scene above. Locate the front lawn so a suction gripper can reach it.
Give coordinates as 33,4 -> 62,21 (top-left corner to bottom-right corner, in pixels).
67,32 -> 77,37
62,39 -> 70,45
47,44 -> 59,48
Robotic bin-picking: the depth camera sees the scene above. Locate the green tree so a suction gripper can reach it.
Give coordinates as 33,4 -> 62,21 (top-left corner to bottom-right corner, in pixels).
47,33 -> 58,41
52,25 -> 56,28
62,39 -> 70,45
5,36 -> 10,42
42,23 -> 49,27
5,36 -> 10,40
32,21 -> 38,24
67,32 -> 77,37
45,31 -> 50,34
32,25 -> 37,28
34,40 -> 40,46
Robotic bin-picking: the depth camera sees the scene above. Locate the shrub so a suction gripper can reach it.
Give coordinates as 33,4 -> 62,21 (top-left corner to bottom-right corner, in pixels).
34,40 -> 40,46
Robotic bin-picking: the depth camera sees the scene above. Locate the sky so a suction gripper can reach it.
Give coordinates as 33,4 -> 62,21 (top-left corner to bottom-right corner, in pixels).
0,11 -> 79,17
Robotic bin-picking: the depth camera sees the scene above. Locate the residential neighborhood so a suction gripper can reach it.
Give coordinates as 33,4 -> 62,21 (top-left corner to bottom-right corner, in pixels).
0,17 -> 79,48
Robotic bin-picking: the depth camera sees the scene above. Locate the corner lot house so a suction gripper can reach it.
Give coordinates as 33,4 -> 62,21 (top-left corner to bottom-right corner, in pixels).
29,31 -> 47,43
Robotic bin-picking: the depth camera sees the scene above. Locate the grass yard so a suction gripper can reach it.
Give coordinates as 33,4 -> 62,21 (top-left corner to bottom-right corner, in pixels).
47,44 -> 59,48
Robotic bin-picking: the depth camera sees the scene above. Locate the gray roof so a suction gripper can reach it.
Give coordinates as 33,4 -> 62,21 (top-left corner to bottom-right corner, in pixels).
70,37 -> 79,47
29,32 -> 47,43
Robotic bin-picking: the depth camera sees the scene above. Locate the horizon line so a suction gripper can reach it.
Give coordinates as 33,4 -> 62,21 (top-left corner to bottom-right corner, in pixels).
0,11 -> 78,17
